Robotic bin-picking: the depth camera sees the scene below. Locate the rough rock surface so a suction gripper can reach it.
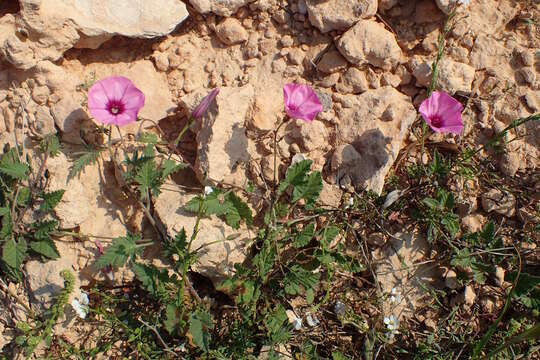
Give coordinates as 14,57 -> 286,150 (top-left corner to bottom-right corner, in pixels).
481,188 -> 516,217
189,0 -> 254,16
336,19 -> 402,70
0,0 -> 189,69
412,58 -> 475,94
306,0 -> 378,33
216,18 -> 249,45
154,185 -> 250,280
183,86 -> 254,184
330,87 -> 417,194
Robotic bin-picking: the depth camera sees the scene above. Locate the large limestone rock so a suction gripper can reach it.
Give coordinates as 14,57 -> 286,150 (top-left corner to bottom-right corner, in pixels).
0,0 -> 189,69
306,0 -> 377,33
154,185 -> 250,280
331,87 -> 416,194
412,58 -> 475,94
184,86 -> 254,184
336,19 -> 402,70
189,0 -> 254,16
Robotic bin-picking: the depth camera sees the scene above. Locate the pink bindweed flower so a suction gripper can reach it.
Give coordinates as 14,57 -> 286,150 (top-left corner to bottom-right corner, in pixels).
88,76 -> 145,126
419,91 -> 464,135
283,83 -> 323,122
192,88 -> 219,119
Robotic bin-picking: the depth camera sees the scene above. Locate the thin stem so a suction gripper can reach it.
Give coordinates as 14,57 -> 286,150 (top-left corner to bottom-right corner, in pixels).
137,317 -> 176,357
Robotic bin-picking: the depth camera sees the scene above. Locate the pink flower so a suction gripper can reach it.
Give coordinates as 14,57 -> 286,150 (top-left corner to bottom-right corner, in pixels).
88,76 -> 145,126
283,83 -> 323,122
192,88 -> 219,119
419,91 -> 464,135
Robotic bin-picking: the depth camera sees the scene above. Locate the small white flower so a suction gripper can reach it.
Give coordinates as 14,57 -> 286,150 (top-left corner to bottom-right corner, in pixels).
384,315 -> 399,340
334,301 -> 346,316
458,0 -> 470,5
306,313 -> 319,327
71,291 -> 89,319
346,197 -> 354,209
292,317 -> 302,331
389,287 -> 402,304
204,186 -> 213,195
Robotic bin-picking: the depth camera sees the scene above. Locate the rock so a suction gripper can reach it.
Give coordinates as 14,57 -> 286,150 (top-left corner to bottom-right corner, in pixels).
445,269 -> 459,290
518,207 -> 539,224
317,50 -> 348,74
494,266 -> 505,287
481,188 -> 516,217
154,185 -> 249,281
412,59 -> 475,94
185,86 -> 253,183
286,120 -> 329,152
379,0 -> 399,11
32,106 -> 56,138
215,18 -> 249,45
1,0 -> 189,70
461,214 -> 485,233
336,20 -> 402,70
464,285 -> 476,306
469,35 -> 509,70
480,296 -> 496,313
51,94 -> 90,145
32,86 -> 50,105
415,0 -> 443,23
435,0 -> 460,14
25,256 -> 80,307
306,0 -> 377,33
499,151 -> 520,177
189,0 -> 254,16
152,52 -> 170,72
330,87 -> 416,194
336,67 -> 369,94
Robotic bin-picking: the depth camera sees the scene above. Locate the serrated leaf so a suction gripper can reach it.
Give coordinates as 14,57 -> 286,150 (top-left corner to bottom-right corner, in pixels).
292,171 -> 322,205
134,160 -> 161,198
160,159 -> 185,180
422,197 -> 440,209
69,148 -> 102,181
29,239 -> 59,259
0,162 -> 29,180
277,159 -> 312,197
507,272 -> 540,297
137,132 -> 159,145
40,134 -> 61,157
282,265 -> 320,296
95,234 -> 142,269
0,207 -> 9,217
39,190 -> 65,212
320,226 -> 340,246
189,310 -> 213,353
164,303 -> 180,334
265,304 -> 290,343
16,187 -> 30,206
294,223 -> 315,248
132,262 -> 170,298
32,220 -> 58,240
2,238 -> 26,269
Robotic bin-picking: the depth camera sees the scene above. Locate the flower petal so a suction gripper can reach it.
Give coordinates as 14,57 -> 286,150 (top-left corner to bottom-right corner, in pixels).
114,108 -> 139,126
121,84 -> 145,111
89,108 -> 117,125
98,76 -> 132,102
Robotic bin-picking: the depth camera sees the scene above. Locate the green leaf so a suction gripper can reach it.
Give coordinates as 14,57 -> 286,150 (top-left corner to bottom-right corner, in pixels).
332,352 -> 350,360
294,223 -> 315,248
189,310 -> 214,353
2,237 -> 27,269
292,171 -> 322,205
32,220 -> 58,240
132,262 -> 170,298
40,134 -> 61,157
69,147 -> 102,181
0,207 -> 9,217
16,187 -> 30,206
282,265 -> 320,296
164,303 -> 180,334
137,132 -> 159,145
508,272 -> 540,297
265,304 -> 290,343
320,226 -> 340,247
95,234 -> 142,269
277,160 -> 313,197
0,162 -> 29,180
39,190 -> 65,212
29,239 -> 59,259
134,160 -> 161,198
422,197 -> 439,209
160,159 -> 185,180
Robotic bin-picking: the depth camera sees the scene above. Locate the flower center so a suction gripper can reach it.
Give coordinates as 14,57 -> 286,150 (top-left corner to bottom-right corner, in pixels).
431,116 -> 442,127
107,100 -> 125,116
